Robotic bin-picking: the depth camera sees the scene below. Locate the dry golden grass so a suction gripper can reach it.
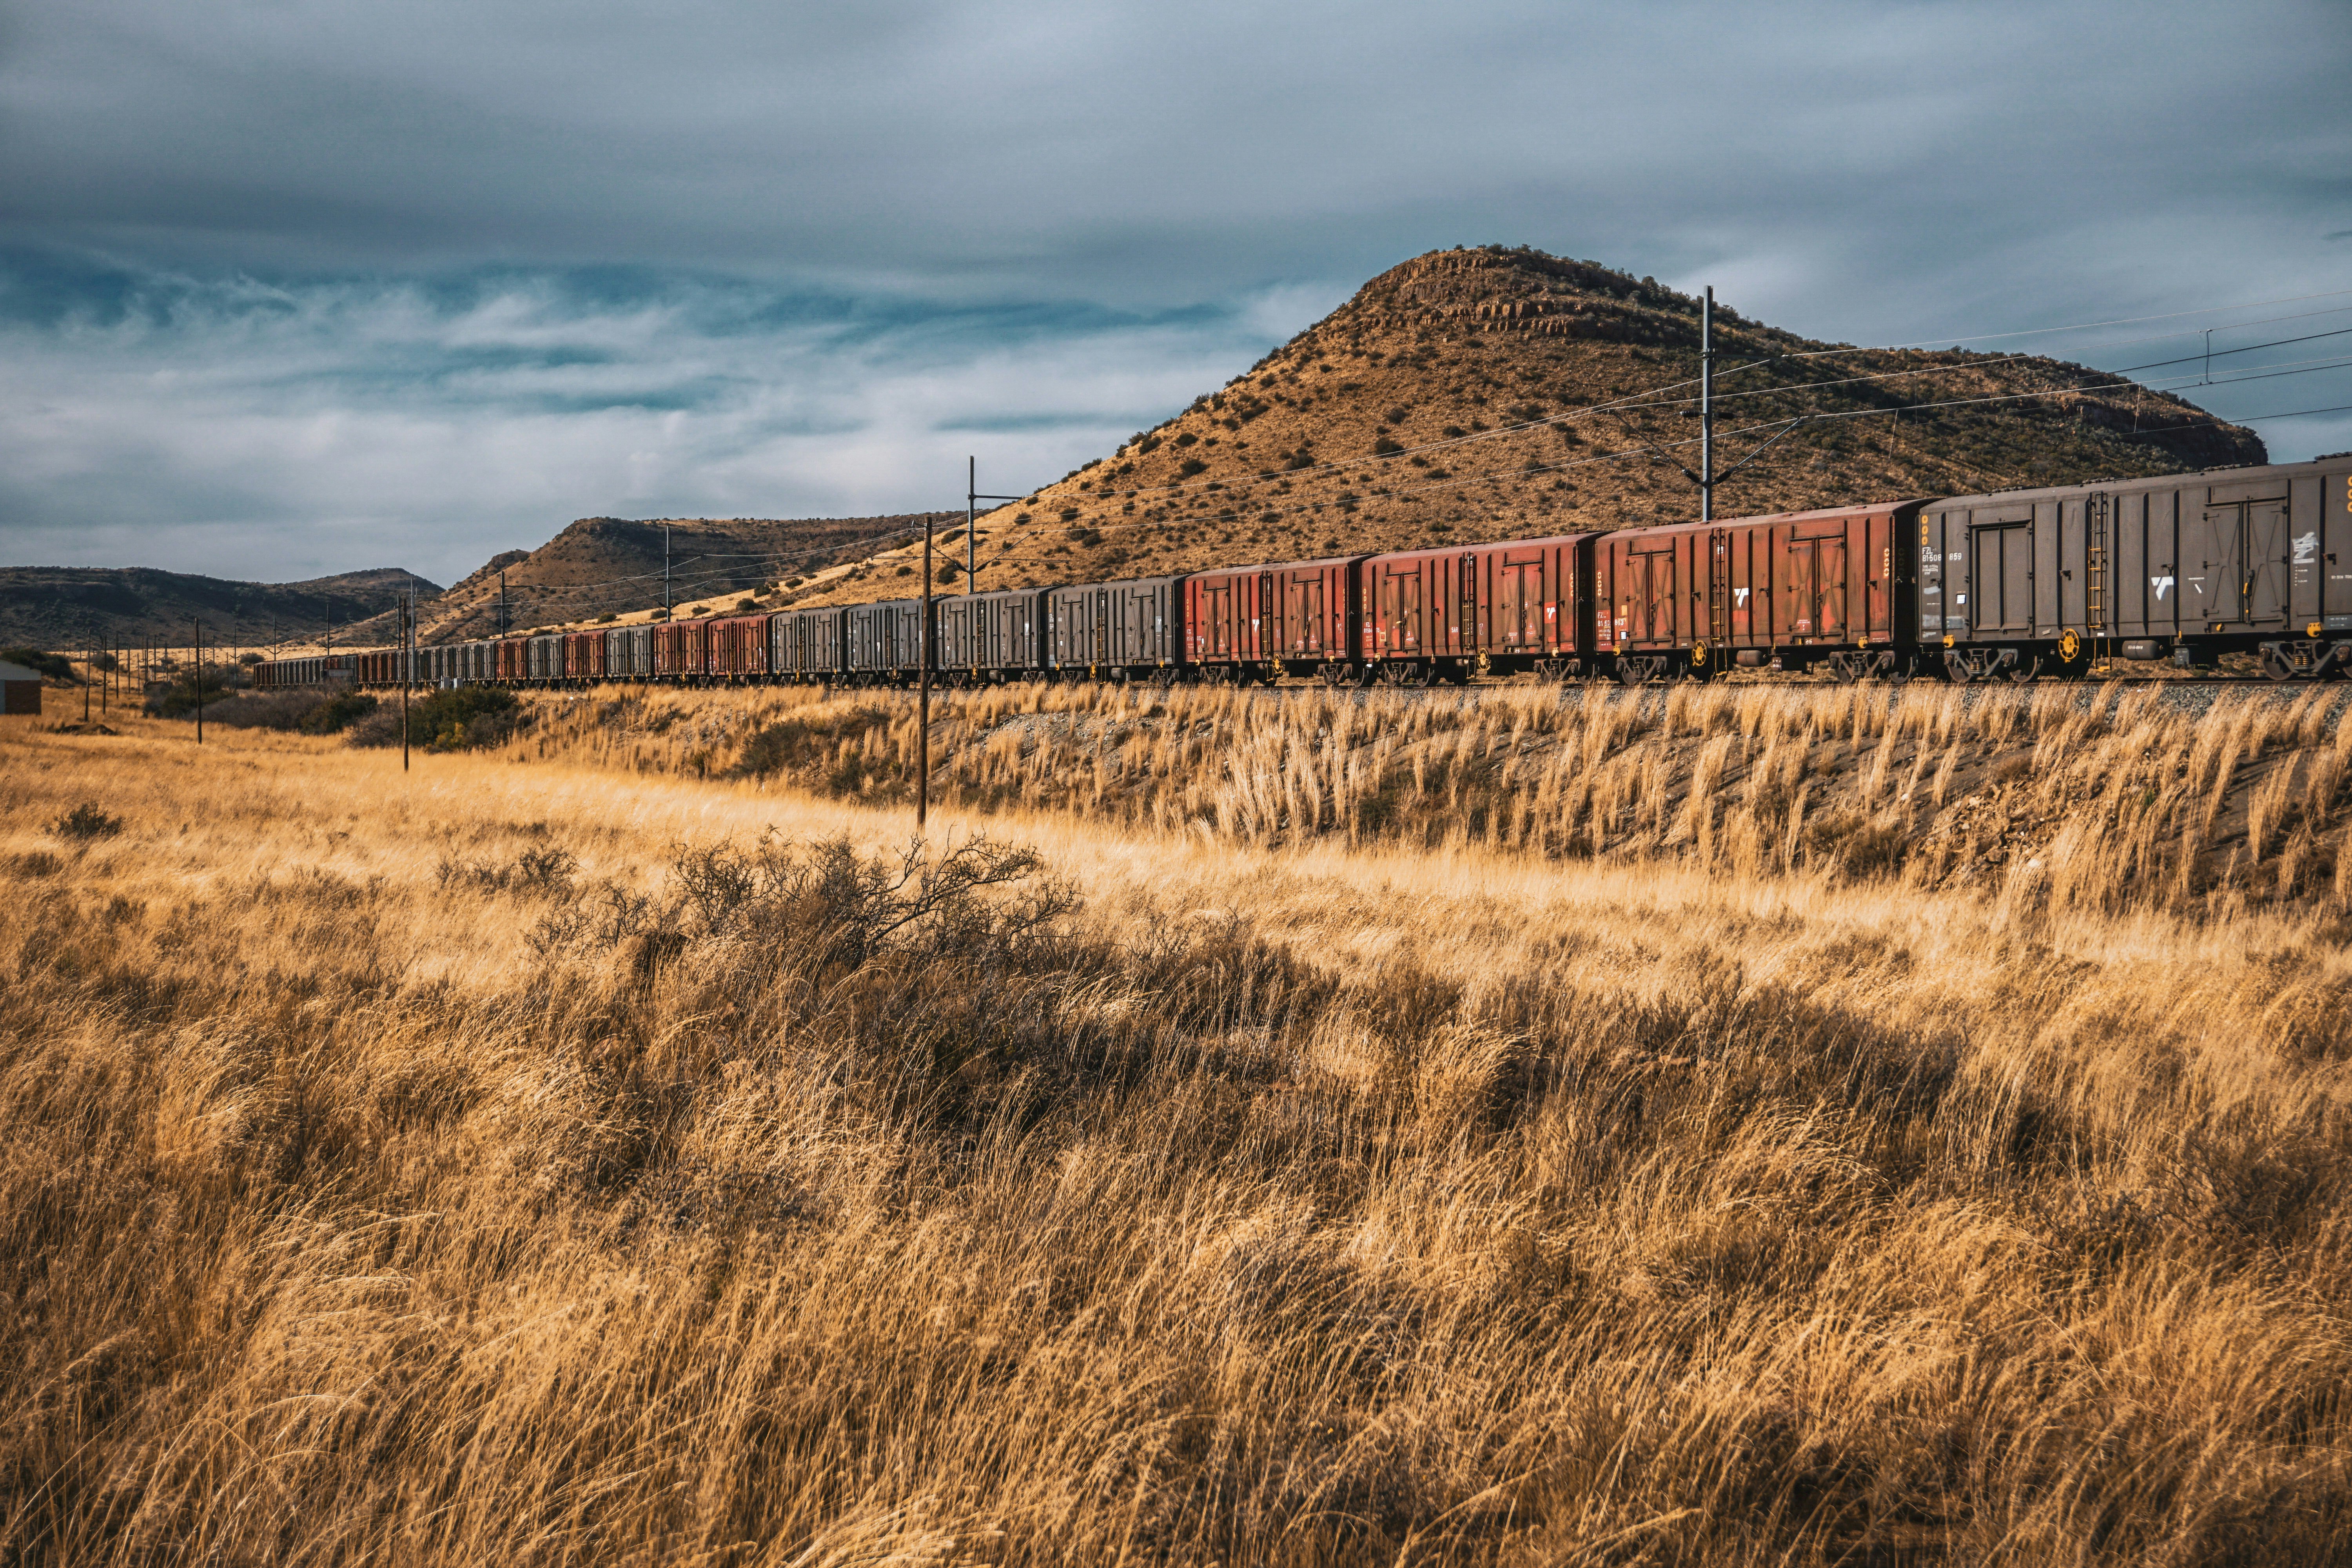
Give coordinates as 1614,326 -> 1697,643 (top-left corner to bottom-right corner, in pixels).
5,702 -> 2352,1565
499,679 -> 2352,920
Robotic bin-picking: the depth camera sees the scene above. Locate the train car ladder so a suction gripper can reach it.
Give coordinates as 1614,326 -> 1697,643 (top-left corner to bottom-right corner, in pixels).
1708,530 -> 1730,644
2085,492 -> 2111,673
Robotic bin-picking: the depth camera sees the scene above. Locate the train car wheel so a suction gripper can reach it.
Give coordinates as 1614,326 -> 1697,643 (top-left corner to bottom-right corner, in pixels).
2005,654 -> 2042,685
2259,647 -> 2298,682
1943,651 -> 1974,686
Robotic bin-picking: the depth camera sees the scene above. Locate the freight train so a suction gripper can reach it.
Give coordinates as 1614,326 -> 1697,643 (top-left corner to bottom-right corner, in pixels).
254,457 -> 2352,692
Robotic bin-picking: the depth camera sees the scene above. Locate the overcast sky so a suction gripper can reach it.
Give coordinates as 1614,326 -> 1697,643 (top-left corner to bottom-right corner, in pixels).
3,0 -> 2348,584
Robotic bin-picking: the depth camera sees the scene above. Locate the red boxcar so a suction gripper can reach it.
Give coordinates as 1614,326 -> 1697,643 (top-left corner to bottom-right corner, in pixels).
1595,501 -> 1927,680
562,630 -> 606,682
1183,555 -> 1365,682
654,617 -> 713,680
1357,532 -> 1598,684
710,614 -> 772,680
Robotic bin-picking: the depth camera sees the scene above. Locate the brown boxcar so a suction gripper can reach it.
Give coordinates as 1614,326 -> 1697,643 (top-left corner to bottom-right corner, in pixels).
562,630 -> 605,682
1595,501 -> 1927,681
1183,556 -> 1364,682
1924,458 -> 2352,680
654,617 -> 713,680
710,614 -> 772,680
1357,533 -> 1599,685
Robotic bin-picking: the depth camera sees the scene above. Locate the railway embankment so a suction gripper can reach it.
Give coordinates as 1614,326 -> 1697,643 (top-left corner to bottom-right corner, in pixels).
466,679 -> 2352,921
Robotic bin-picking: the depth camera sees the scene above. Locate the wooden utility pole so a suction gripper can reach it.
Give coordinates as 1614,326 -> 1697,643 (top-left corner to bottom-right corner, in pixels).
401,589 -> 411,774
193,619 -> 203,744
918,513 -> 933,828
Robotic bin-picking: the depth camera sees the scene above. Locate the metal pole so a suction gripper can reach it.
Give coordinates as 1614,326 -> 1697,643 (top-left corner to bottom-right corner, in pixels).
918,510 -> 934,829
193,618 -> 203,744
967,456 -> 976,586
1700,286 -> 1715,524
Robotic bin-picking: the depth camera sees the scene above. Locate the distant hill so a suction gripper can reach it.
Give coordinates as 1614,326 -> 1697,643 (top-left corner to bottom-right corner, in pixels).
333,512 -> 964,645
0,564 -> 438,651
801,245 -> 2268,601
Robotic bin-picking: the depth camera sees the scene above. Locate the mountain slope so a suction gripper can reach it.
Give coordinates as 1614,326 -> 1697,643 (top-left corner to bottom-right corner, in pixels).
339,512 -> 964,645
0,564 -> 439,650
802,246 -> 2265,602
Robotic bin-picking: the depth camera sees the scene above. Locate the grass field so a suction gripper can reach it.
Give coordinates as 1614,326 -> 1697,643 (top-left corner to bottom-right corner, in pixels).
4,695 -> 2350,1564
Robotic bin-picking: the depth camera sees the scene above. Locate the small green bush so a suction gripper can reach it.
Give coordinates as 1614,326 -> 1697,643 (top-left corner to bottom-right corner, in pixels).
301,691 -> 378,735
145,668 -> 234,719
2,647 -> 73,681
348,686 -> 520,751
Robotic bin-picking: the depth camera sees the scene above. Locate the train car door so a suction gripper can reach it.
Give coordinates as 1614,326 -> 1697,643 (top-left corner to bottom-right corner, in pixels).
2191,502 -> 2247,624
1788,530 -> 1848,637
1968,521 -> 2032,635
1203,580 -> 1234,658
1633,546 -> 1675,642
1382,565 -> 1420,653
1495,550 -> 1543,650
2248,496 -> 2292,624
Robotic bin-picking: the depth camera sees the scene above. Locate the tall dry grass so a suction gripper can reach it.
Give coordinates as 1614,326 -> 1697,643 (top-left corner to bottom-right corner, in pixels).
489,680 -> 2352,920
5,714 -> 2352,1564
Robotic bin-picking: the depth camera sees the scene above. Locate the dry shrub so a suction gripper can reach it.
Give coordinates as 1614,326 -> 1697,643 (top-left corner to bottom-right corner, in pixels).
47,802 -> 122,840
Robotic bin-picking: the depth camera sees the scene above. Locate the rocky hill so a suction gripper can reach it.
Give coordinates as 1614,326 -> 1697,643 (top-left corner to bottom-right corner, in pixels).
798,246 -> 2265,603
0,564 -> 437,651
335,512 -> 963,645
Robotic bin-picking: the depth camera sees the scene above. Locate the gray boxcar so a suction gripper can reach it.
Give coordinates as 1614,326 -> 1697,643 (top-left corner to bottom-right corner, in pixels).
775,607 -> 846,681
843,599 -> 926,683
936,588 -> 1045,680
1925,458 -> 2352,680
1047,575 -> 1187,679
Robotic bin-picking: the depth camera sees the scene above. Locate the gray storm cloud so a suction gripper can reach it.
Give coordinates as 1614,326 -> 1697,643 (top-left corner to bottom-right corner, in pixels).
1,0 -> 2347,579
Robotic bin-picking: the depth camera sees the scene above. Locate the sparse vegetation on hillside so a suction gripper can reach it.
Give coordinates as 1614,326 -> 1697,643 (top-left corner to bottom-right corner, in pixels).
2,718 -> 2350,1564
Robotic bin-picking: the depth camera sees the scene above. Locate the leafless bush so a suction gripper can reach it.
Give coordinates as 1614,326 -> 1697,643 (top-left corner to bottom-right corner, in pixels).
436,845 -> 579,897
49,803 -> 122,841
